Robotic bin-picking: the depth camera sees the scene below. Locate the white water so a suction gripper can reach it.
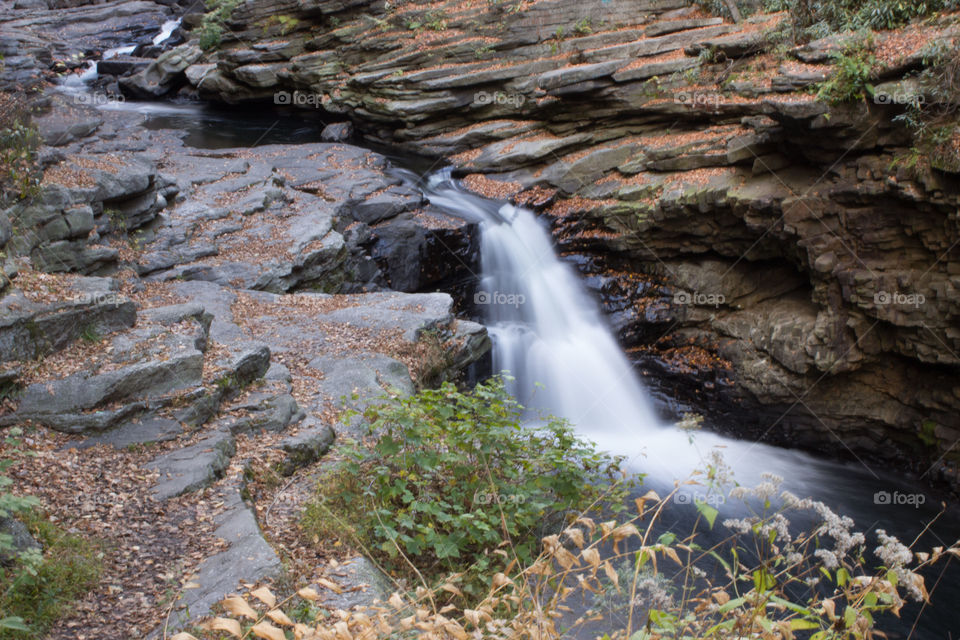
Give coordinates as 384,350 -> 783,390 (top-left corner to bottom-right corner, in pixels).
56,18 -> 180,96
62,61 -> 98,89
103,45 -> 137,59
153,18 -> 181,46
428,174 -> 661,446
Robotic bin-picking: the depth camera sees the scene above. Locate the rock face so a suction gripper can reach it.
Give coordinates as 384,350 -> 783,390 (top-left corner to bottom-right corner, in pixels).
175,0 -> 960,481
0,17 -> 493,621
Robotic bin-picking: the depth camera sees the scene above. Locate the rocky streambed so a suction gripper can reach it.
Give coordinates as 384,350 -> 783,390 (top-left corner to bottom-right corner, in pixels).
1,4 -> 496,630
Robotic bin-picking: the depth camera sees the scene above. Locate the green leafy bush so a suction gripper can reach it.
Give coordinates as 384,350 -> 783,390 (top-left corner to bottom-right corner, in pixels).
303,377 -> 633,599
0,512 -> 103,639
894,38 -> 960,174
816,36 -> 877,104
200,462 -> 958,640
197,0 -> 242,50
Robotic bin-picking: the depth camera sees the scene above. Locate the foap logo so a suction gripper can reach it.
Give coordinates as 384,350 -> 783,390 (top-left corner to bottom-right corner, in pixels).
673,290 -> 725,308
873,90 -> 924,106
873,290 -> 925,308
73,92 -> 125,107
473,491 -> 527,506
474,90 -> 526,108
475,290 -> 525,308
874,490 -> 926,508
274,90 -> 322,108
73,292 -> 123,305
675,91 -> 722,108
674,491 -> 725,506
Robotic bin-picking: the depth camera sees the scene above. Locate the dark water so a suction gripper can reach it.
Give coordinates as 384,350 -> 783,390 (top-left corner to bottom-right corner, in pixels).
137,101 -> 331,148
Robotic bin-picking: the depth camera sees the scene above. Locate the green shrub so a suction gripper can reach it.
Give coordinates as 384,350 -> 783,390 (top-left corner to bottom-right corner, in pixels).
894,38 -> 960,174
816,35 -> 877,104
197,0 -> 242,50
303,377 -> 633,599
0,95 -> 41,205
200,463 -> 959,640
0,512 -> 103,639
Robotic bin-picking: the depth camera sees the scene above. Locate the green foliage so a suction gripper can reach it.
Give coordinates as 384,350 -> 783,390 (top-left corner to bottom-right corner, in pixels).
573,17 -> 594,35
79,324 -> 101,343
198,0 -> 242,50
695,0 -> 761,21
763,0 -> 960,39
0,96 -> 41,206
0,511 -> 103,639
405,10 -> 448,31
0,429 -> 40,557
892,37 -> 960,174
474,44 -> 495,59
303,377 -> 633,599
204,459 -> 956,640
260,14 -> 300,36
816,35 -> 877,104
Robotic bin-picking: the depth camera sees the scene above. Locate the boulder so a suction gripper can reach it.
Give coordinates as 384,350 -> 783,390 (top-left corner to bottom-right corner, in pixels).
321,121 -> 354,142
119,44 -> 203,97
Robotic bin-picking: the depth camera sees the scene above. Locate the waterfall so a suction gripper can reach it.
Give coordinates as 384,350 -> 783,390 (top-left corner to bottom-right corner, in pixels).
152,19 -> 181,46
419,170 -> 886,488
424,171 -> 663,456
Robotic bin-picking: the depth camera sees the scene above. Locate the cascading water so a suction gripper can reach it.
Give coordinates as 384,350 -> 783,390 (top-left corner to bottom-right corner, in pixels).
422,169 -> 783,481
427,171 -> 661,448
152,18 -> 181,46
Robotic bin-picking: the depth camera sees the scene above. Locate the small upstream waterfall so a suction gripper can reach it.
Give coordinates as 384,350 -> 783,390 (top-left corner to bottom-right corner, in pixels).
57,17 -> 181,95
152,18 -> 181,46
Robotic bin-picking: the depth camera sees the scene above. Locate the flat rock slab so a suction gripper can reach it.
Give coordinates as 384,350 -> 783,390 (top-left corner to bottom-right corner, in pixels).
309,352 -> 414,412
148,430 -> 235,500
158,480 -> 281,635
0,275 -> 135,362
78,414 -> 183,449
313,556 -> 393,611
314,291 -> 454,341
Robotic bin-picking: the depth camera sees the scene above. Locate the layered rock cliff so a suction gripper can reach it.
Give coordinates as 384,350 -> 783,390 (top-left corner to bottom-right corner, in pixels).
136,0 -> 960,483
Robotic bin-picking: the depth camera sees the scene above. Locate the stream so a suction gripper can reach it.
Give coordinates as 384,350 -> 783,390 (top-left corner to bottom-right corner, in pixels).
59,63 -> 960,638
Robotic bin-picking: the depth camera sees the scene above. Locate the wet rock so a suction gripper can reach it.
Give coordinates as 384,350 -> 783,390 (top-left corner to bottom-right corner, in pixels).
120,44 -> 202,97
321,121 -> 354,142
370,210 -> 478,292
97,56 -> 151,77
